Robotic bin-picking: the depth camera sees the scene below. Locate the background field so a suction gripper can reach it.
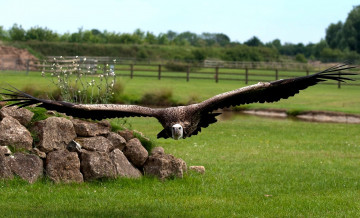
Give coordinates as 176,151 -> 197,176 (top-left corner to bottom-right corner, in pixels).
1,70 -> 360,113
0,70 -> 360,217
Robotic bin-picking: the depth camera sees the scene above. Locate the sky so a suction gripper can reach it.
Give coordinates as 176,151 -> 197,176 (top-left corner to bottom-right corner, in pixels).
0,0 -> 359,44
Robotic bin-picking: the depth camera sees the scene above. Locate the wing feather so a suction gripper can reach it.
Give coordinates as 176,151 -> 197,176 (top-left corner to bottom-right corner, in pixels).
197,63 -> 357,112
1,87 -> 157,120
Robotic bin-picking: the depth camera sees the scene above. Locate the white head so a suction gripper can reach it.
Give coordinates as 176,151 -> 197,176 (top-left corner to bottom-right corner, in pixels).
171,124 -> 183,140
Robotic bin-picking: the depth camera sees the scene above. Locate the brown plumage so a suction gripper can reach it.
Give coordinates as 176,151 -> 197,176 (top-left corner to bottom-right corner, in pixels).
1,63 -> 357,139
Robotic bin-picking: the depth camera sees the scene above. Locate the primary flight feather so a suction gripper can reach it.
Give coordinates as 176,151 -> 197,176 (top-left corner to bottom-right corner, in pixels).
1,63 -> 357,140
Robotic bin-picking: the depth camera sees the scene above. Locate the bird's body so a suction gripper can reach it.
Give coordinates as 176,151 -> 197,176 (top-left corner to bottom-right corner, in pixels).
1,63 -> 357,139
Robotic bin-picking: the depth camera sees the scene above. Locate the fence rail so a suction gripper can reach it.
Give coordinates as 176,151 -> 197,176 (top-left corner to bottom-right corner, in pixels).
1,57 -> 359,88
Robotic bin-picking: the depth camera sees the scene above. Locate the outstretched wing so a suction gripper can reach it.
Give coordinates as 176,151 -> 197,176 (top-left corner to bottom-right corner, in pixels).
197,63 -> 357,112
0,87 -> 157,120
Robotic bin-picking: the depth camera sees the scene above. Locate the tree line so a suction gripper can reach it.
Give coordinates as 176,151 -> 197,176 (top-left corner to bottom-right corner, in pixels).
1,5 -> 359,63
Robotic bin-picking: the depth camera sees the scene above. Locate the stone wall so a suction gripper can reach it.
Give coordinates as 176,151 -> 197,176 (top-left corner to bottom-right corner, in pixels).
0,106 -> 188,183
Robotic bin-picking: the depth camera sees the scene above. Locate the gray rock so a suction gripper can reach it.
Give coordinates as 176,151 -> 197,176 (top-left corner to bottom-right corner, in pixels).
72,119 -> 111,137
118,129 -> 134,142
0,155 -> 13,179
110,149 -> 142,178
32,117 -> 76,153
80,151 -> 116,181
0,146 -> 11,156
189,166 -> 205,174
67,140 -> 82,153
31,148 -> 46,159
151,147 -> 165,156
107,132 -> 126,151
0,116 -> 33,151
143,153 -> 187,180
46,150 -> 83,183
9,153 -> 43,183
0,106 -> 34,126
75,136 -> 112,153
123,138 -> 148,168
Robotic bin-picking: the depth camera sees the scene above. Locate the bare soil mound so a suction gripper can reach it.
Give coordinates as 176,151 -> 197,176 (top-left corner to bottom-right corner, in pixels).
0,45 -> 38,70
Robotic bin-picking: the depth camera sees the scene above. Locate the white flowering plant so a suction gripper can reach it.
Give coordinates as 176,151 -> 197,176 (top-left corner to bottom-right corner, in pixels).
42,56 -> 117,104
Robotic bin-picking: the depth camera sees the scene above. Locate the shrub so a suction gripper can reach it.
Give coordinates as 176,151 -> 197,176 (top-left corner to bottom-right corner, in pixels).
295,53 -> 307,63
140,88 -> 175,106
164,61 -> 188,72
43,56 -> 117,104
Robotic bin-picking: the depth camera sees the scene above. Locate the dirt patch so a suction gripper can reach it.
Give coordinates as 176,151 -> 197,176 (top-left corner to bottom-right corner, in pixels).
225,108 -> 360,124
0,45 -> 38,70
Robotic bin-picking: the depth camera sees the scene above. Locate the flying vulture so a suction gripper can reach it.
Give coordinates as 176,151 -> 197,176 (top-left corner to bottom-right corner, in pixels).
1,63 -> 357,140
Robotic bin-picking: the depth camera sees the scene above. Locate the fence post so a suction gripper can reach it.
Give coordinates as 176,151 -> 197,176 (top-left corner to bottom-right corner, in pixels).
275,69 -> 278,80
306,69 -> 309,76
215,66 -> 219,83
186,65 -> 190,82
26,59 -> 30,75
103,63 -> 107,74
130,64 -> 134,79
158,64 -> 162,80
245,67 -> 248,84
338,71 -> 341,89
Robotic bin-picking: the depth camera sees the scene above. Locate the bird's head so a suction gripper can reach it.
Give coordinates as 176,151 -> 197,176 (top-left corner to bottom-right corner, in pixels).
171,124 -> 183,140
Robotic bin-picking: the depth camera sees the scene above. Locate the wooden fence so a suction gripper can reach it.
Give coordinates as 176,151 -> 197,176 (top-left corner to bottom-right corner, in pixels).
1,57 -> 359,88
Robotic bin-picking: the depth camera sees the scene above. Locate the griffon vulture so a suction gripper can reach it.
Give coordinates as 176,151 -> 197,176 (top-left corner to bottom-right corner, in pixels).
1,63 -> 357,140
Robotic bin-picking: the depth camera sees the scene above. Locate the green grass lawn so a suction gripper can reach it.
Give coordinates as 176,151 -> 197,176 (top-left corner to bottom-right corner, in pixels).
0,115 -> 359,217
1,70 -> 359,114
0,70 -> 360,217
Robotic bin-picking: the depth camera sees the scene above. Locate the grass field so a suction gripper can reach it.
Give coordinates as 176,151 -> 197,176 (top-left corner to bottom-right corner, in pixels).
0,115 -> 359,217
0,70 -> 360,217
1,70 -> 360,114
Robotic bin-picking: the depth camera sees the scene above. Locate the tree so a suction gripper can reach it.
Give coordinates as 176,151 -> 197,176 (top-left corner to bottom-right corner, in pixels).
266,39 -> 281,50
133,29 -> 145,40
0,26 -> 9,40
25,26 -> 59,41
244,36 -> 263,47
144,32 -> 157,44
342,5 -> 360,53
166,30 -> 177,42
157,33 -> 169,45
215,33 -> 230,46
325,21 -> 344,49
176,31 -> 199,46
9,24 -> 26,41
